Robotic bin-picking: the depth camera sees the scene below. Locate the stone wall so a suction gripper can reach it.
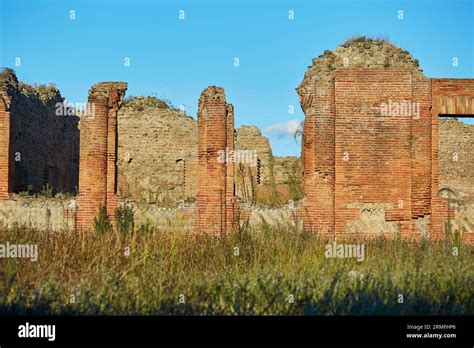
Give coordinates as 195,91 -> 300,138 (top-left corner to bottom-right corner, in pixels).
273,156 -> 301,184
439,119 -> 474,199
0,69 -> 79,194
0,195 -> 75,230
117,100 -> 274,205
117,97 -> 198,204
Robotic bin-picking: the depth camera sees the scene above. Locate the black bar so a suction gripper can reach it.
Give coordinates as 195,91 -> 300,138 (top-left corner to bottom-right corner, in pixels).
0,315 -> 472,346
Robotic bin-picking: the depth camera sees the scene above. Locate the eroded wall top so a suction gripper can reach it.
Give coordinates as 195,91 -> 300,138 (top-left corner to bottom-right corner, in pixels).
297,37 -> 426,95
0,68 -> 63,108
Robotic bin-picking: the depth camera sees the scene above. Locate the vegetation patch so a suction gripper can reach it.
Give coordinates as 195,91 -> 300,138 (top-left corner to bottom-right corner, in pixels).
0,225 -> 472,315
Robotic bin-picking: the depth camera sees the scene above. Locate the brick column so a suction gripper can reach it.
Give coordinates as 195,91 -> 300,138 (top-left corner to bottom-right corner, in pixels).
225,104 -> 236,233
429,93 -> 447,240
297,79 -> 336,235
105,90 -> 122,223
76,82 -> 127,231
410,77 -> 433,239
0,96 -> 12,200
196,86 -> 235,235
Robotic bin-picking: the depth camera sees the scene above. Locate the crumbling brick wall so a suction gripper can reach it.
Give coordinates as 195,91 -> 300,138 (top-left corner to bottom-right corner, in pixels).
297,53 -> 336,235
0,95 -> 11,200
298,39 -> 473,241
0,69 -> 79,195
196,86 -> 236,234
76,82 -> 127,230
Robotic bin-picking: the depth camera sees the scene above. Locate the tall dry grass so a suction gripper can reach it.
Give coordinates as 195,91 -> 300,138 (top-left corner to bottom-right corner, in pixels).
0,224 -> 472,315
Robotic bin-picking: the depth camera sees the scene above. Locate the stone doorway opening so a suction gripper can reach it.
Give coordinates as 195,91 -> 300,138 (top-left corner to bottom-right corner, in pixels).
438,115 -> 474,235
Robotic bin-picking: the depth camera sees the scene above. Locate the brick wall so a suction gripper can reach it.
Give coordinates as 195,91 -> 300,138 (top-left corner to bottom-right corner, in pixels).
297,77 -> 335,235
0,69 -> 79,194
196,86 -> 235,235
298,42 -> 474,243
76,82 -> 127,231
334,69 -> 413,238
299,67 -> 450,240
0,96 -> 11,200
410,77 -> 433,238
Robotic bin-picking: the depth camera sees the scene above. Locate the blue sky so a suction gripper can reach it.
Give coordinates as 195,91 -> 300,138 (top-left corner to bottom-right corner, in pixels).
0,0 -> 473,156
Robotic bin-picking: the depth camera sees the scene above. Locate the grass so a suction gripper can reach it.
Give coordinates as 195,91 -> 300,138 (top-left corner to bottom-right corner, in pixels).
0,224 -> 472,315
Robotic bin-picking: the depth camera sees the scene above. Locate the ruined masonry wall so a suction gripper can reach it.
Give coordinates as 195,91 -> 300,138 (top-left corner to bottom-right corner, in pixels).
0,70 -> 79,195
298,39 -> 474,242
0,196 -> 75,230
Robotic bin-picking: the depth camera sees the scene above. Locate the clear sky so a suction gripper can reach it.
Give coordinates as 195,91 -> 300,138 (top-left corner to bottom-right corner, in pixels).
0,0 -> 473,156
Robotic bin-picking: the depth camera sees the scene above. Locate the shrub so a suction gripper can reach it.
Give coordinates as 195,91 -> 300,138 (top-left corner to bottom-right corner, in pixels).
115,205 -> 134,235
40,183 -> 54,198
93,204 -> 112,234
286,175 -> 303,202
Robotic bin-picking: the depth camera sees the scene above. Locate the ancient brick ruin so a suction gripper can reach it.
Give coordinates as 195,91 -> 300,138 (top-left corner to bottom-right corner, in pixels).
0,94 -> 11,200
0,39 -> 472,242
195,87 -> 236,235
0,70 -> 79,196
76,82 -> 128,230
297,39 -> 474,242
117,99 -> 277,207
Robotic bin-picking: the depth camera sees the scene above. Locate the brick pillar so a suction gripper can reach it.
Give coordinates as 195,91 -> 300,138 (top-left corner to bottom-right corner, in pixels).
76,82 -> 127,231
196,86 -> 235,235
297,79 -> 336,235
105,90 -> 121,223
410,77 -> 433,239
225,104 -> 236,233
429,85 -> 448,240
0,96 -> 12,200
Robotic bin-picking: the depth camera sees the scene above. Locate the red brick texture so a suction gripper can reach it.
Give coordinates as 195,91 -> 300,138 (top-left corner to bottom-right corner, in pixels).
76,82 -> 127,231
411,77 -> 433,237
299,68 -> 474,242
0,96 -> 12,200
196,86 -> 236,235
334,69 -> 413,238
299,80 -> 335,235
